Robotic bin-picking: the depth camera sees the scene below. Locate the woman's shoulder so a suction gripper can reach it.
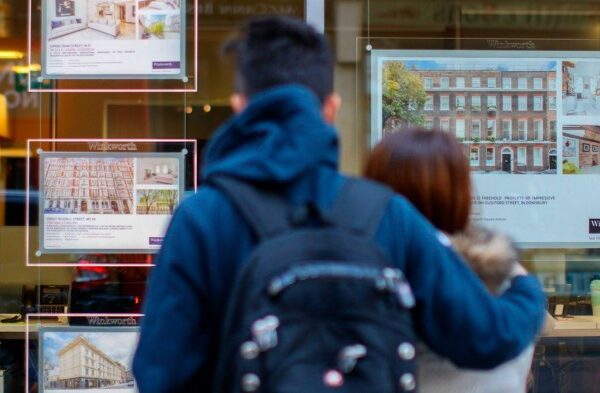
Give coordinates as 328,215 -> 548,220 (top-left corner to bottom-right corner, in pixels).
450,225 -> 517,293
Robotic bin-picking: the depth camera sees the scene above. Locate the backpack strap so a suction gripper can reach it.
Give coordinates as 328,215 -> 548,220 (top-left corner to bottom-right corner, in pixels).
209,176 -> 291,240
210,176 -> 394,241
329,178 -> 394,238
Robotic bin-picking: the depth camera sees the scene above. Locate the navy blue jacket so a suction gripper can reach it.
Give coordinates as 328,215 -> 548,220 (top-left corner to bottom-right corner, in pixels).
133,85 -> 546,393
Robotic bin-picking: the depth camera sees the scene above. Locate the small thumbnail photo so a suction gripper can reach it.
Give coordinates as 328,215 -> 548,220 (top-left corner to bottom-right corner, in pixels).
136,157 -> 179,185
136,189 -> 178,215
43,157 -> 134,214
563,125 -> 600,174
41,329 -> 138,392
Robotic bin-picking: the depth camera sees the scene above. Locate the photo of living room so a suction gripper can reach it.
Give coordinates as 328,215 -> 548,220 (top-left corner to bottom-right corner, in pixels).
137,0 -> 180,11
562,125 -> 600,174
562,61 -> 600,116
47,0 -> 136,41
137,13 -> 180,39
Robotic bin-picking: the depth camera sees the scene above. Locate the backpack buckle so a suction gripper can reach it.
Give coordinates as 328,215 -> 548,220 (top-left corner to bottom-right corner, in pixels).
382,268 -> 416,308
252,315 -> 280,351
337,344 -> 367,373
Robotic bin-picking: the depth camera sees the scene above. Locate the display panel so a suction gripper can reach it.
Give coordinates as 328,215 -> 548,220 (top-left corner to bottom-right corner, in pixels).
371,50 -> 600,247
41,0 -> 185,79
37,325 -> 140,392
39,152 -> 183,253
26,139 -> 197,266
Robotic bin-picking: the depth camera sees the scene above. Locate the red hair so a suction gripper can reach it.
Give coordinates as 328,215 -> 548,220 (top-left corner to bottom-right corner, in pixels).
365,128 -> 471,234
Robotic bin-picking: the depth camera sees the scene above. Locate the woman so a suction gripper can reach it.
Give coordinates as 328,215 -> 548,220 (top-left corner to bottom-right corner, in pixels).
365,127 -> 535,393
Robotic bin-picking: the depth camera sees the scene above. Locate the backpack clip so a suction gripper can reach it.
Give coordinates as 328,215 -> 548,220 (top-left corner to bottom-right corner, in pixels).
252,315 -> 280,351
338,344 -> 367,373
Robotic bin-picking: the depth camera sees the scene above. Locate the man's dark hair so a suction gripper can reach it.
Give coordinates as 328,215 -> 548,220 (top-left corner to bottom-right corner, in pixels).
224,16 -> 334,103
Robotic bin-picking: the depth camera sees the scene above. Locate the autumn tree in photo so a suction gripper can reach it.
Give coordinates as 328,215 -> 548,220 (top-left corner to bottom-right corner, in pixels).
138,189 -> 158,214
382,61 -> 427,133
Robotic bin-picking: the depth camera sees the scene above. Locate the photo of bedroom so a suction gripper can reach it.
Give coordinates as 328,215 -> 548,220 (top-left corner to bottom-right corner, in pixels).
47,0 -> 136,41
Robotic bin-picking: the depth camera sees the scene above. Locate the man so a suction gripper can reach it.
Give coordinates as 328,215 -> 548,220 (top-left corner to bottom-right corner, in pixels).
133,16 -> 545,392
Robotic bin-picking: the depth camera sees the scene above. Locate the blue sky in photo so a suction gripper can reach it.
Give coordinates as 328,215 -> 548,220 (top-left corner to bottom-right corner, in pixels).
395,59 -> 557,72
43,331 -> 139,369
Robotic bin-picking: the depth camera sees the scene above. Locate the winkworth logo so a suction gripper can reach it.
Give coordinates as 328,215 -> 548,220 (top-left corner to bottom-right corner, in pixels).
590,219 -> 600,234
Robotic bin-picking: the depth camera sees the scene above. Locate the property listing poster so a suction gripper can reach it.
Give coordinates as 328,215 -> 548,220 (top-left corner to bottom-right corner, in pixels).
371,50 -> 600,247
40,327 -> 139,392
42,0 -> 184,78
40,152 -> 183,253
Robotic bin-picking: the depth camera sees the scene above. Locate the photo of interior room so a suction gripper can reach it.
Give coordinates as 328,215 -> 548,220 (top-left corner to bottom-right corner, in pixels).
562,61 -> 600,116
562,125 -> 600,174
137,12 -> 180,40
137,0 -> 180,11
47,0 -> 136,41
135,157 -> 179,185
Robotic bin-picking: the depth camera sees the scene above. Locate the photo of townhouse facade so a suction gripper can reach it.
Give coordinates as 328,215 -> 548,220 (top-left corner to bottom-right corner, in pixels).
382,60 -> 558,174
43,157 -> 134,214
46,335 -> 129,389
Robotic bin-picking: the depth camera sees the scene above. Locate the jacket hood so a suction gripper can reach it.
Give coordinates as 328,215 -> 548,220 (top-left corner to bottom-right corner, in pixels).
451,226 -> 517,294
202,84 -> 339,184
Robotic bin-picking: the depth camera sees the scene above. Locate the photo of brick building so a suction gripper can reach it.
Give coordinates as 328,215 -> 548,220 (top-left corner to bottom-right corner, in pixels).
43,157 -> 134,214
381,60 -> 558,174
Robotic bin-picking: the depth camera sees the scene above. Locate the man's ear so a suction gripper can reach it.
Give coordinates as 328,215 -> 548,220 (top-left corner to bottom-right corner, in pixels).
230,93 -> 248,114
322,93 -> 342,124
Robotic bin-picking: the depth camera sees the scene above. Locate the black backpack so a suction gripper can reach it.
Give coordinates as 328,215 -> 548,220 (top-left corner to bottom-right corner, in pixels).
211,176 -> 418,393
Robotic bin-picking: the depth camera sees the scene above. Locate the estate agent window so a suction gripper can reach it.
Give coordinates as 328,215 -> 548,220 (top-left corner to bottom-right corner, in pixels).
456,77 -> 465,88
533,78 -> 543,89
441,77 -> 450,89
472,77 -> 481,88
503,77 -> 512,89
488,77 -> 497,88
487,95 -> 497,109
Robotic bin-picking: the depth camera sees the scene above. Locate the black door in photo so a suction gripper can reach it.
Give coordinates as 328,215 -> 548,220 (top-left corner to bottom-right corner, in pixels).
502,153 -> 512,173
550,155 -> 557,170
